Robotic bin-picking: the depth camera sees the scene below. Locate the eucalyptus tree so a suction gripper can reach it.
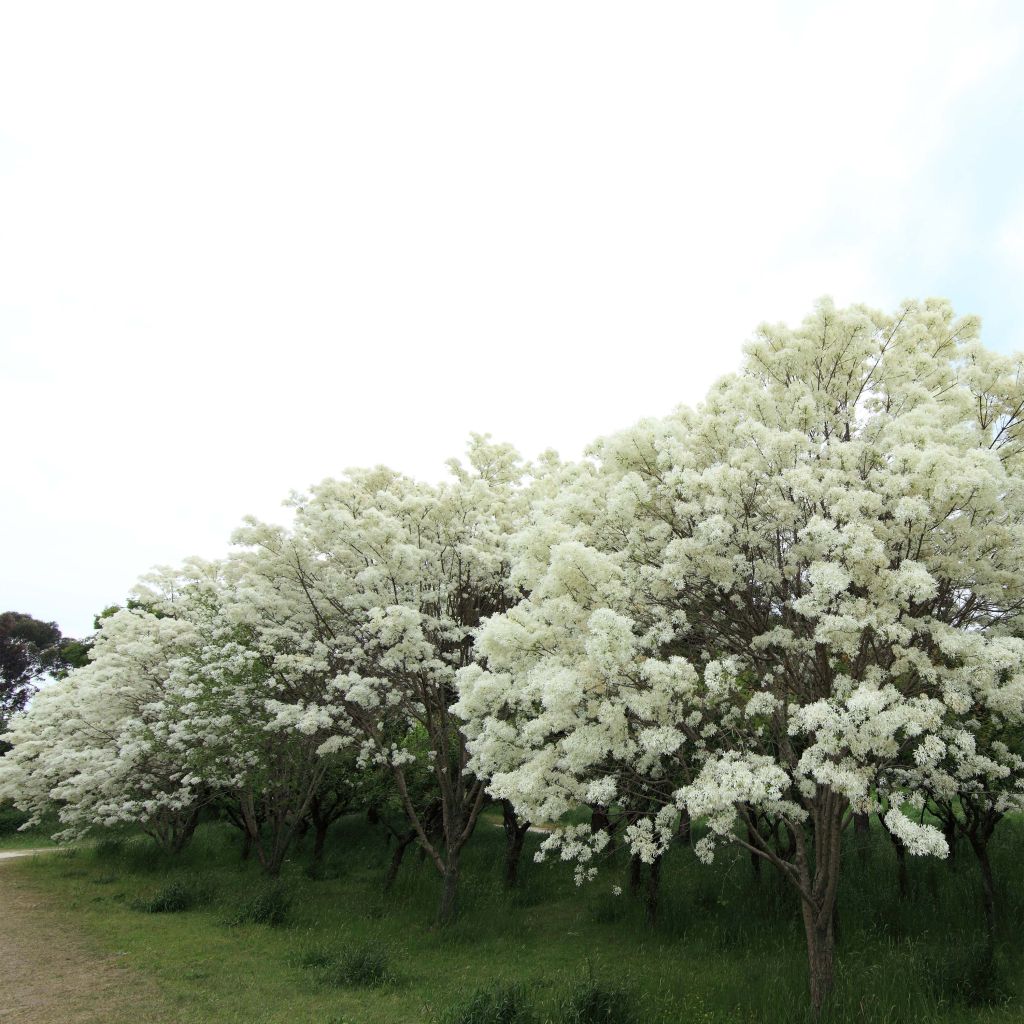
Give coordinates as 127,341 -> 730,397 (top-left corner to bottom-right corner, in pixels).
456,299 -> 1024,1015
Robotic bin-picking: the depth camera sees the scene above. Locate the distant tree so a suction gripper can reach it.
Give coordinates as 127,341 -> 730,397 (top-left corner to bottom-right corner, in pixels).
0,612 -> 64,738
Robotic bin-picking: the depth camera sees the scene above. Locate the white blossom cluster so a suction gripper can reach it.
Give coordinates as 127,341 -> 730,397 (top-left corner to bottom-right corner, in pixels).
455,299 -> 1024,892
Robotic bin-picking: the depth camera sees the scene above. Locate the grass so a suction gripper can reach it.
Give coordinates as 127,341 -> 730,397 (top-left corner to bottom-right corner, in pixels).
8,813 -> 1024,1023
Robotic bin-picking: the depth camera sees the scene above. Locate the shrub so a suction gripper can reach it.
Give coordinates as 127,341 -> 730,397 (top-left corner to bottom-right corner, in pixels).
556,973 -> 637,1024
321,941 -> 393,987
132,877 -> 208,913
437,982 -> 537,1024
228,880 -> 293,926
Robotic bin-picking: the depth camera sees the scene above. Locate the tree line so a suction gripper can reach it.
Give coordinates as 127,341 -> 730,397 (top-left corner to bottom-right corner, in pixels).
3,298 -> 1024,1018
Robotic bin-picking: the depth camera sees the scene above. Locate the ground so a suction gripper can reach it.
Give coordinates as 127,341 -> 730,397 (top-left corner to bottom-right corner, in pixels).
0,853 -> 170,1024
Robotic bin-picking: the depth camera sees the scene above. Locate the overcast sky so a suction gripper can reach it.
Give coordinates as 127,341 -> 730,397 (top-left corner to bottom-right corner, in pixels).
2,2 -> 1024,639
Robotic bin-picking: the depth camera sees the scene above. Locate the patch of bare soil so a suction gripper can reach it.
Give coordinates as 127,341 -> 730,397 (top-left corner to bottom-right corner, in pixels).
0,861 -> 166,1024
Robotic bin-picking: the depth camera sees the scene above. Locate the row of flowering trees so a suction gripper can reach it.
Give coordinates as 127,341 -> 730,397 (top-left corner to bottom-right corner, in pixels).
3,299 -> 1024,1015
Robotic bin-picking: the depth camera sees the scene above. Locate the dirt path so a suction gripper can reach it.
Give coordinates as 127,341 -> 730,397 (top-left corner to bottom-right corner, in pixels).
0,860 -> 168,1024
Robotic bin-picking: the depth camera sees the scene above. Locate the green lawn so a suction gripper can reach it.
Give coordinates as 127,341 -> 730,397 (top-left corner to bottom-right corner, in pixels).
9,815 -> 1024,1023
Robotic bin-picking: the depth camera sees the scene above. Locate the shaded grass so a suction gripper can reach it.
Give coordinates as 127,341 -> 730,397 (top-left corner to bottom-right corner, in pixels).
8,813 -> 1024,1023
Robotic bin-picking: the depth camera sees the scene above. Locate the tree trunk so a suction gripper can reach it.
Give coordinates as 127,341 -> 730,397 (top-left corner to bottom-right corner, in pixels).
628,854 -> 643,897
312,819 -> 329,867
501,801 -> 529,888
263,839 -> 286,877
943,817 -> 958,863
853,812 -> 870,865
877,810 -> 909,899
437,851 -> 460,926
894,840 -> 908,899
645,855 -> 662,926
590,804 -> 609,831
801,908 -> 836,1020
747,824 -> 762,881
383,829 -> 417,892
170,806 -> 201,855
792,791 -> 845,1018
970,838 -> 996,947
241,830 -> 253,861
677,808 -> 691,845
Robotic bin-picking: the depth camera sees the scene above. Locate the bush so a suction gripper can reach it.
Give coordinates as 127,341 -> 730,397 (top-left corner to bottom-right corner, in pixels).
321,941 -> 393,987
228,880 -> 293,927
556,974 -> 637,1024
437,982 -> 537,1024
132,877 -> 209,913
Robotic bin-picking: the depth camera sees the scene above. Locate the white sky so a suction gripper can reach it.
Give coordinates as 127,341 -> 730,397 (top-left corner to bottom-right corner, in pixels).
2,2 -> 1024,638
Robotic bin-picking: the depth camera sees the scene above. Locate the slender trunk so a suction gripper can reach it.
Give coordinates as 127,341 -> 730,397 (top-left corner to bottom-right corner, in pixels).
383,829 -> 417,891
590,804 -> 610,832
853,812 -> 870,865
894,840 -> 908,899
170,805 -> 201,855
628,854 -> 643,898
677,808 -> 691,846
437,849 -> 460,926
645,855 -> 662,927
263,826 -> 287,877
970,838 -> 996,948
747,825 -> 762,881
501,801 -> 529,888
878,810 -> 909,899
241,830 -> 253,861
312,820 -> 329,866
943,817 -> 958,863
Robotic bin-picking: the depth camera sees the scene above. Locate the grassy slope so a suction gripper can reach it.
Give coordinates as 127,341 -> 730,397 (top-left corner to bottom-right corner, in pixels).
9,815 -> 1024,1024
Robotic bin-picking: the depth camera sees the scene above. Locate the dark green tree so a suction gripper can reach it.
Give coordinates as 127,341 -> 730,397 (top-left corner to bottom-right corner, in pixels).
0,612 -> 89,741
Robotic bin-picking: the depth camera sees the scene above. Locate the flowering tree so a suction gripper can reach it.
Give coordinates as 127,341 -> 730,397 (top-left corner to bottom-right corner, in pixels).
456,300 -> 1024,1014
155,552 -> 343,877
889,635 -> 1024,942
0,572 -> 215,850
236,437 -> 531,922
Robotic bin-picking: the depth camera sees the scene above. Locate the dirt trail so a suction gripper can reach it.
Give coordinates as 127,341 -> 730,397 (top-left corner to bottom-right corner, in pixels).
0,860 -> 167,1024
